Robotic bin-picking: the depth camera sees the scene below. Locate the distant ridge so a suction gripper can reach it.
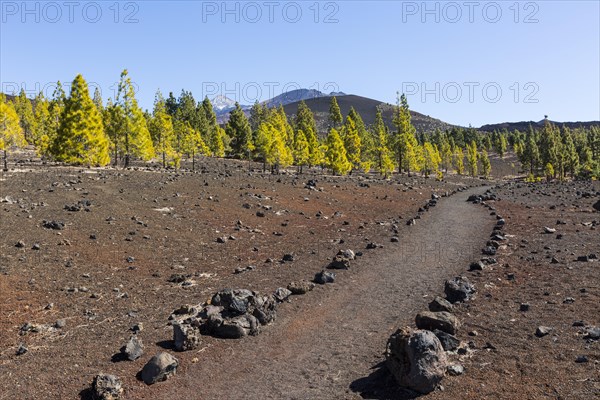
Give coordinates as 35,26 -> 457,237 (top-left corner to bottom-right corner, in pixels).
479,120 -> 600,132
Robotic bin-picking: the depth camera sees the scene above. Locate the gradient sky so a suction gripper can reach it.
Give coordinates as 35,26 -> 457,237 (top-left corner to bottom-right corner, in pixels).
1,0 -> 599,127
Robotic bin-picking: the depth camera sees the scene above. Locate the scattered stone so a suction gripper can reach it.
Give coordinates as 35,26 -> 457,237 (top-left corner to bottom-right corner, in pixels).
54,319 -> 66,329
121,335 -> 144,360
415,311 -> 460,335
282,253 -> 295,262
366,242 -> 381,249
329,254 -> 351,270
391,236 -> 399,243
168,274 -> 187,283
482,246 -> 497,256
563,297 -> 575,304
535,326 -> 552,337
386,327 -> 447,394
551,256 -> 560,264
216,237 -> 226,243
205,313 -> 260,338
575,355 -> 589,363
337,249 -> 355,260
141,352 -> 179,385
42,220 -> 65,230
577,255 -> 590,262
173,323 -> 201,352
519,303 -> 530,312
16,344 -> 28,356
584,326 -> 600,340
544,227 -> 556,234
592,200 -> 600,212
31,243 -> 40,250
92,374 -> 123,400
314,270 -> 335,284
469,261 -> 484,271
406,218 -> 416,226
273,287 -> 292,302
447,364 -> 464,376
15,240 -> 25,248
287,280 -> 315,295
432,329 -> 460,351
444,276 -> 476,303
428,296 -> 454,313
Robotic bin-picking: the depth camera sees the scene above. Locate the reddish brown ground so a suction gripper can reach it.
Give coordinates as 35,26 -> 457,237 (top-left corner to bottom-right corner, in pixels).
1,153 -> 598,399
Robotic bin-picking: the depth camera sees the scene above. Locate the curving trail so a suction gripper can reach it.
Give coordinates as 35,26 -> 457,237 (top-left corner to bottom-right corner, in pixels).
145,187 -> 495,400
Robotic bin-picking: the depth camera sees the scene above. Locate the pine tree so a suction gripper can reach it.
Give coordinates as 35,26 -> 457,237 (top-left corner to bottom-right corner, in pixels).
202,97 -> 225,157
480,149 -> 491,178
226,102 -> 253,159
293,129 -> 310,173
560,126 -> 579,178
453,145 -> 465,175
295,101 -> 321,167
392,93 -> 419,174
521,128 -> 540,175
348,107 -> 370,168
0,94 -> 27,170
13,89 -> 37,143
116,70 -> 155,166
324,128 -> 352,175
165,92 -> 178,117
149,90 -> 176,168
466,141 -> 478,177
422,142 -> 442,178
92,87 -> 103,113
32,92 -> 50,151
51,74 -> 110,166
103,98 -> 125,165
371,107 -> 395,177
328,96 -> 343,129
180,122 -> 209,171
341,114 -> 361,172
539,120 -> 560,177
544,162 -> 554,182
255,111 -> 293,173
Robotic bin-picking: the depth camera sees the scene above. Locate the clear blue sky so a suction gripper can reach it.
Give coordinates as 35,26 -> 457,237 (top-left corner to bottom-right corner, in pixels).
1,0 -> 599,127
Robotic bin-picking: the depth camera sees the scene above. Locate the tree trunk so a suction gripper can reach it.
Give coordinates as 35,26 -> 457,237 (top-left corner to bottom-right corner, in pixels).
124,132 -> 130,168
162,151 -> 166,169
3,149 -> 7,171
192,149 -> 195,171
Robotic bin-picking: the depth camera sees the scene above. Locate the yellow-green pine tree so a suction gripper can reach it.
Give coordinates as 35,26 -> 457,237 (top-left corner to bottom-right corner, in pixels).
325,128 -> 352,175
466,141 -> 478,177
52,74 -> 110,166
481,148 -> 491,178
116,69 -> 155,166
149,91 -> 176,168
341,114 -> 361,172
293,129 -> 310,173
0,94 -> 27,170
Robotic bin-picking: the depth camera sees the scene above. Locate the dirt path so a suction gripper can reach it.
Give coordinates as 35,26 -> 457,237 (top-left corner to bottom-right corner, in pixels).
143,187 -> 495,400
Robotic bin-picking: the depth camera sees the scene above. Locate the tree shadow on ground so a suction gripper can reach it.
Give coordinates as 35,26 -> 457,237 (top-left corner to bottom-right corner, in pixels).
349,361 -> 421,400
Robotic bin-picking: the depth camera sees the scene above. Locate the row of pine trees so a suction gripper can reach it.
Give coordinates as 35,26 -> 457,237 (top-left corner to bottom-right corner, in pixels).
2,71 -> 599,180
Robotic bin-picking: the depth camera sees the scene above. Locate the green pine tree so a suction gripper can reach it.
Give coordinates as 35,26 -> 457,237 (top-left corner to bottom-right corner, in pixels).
13,89 -> 37,143
226,102 -> 253,159
328,96 -> 343,129
149,90 -> 176,168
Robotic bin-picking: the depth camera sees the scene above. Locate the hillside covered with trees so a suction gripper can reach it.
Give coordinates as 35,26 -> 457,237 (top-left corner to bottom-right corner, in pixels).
2,71 -> 599,180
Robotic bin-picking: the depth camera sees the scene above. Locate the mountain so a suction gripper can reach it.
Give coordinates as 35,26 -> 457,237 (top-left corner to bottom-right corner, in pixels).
213,88 -> 344,124
282,94 -> 455,136
211,95 -> 238,112
264,89 -> 345,108
479,120 -> 600,132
